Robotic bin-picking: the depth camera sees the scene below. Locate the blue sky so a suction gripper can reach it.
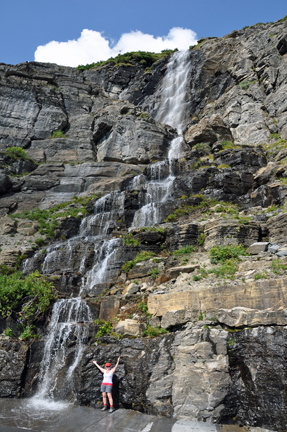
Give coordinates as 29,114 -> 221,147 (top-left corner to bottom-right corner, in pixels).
0,0 -> 286,66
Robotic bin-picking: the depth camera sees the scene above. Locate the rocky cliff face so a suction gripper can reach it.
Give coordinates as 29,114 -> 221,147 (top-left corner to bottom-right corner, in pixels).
1,17 -> 287,432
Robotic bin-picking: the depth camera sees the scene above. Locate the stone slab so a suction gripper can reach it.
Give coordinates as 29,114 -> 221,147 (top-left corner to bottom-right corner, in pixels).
246,242 -> 269,254
165,264 -> 200,280
148,278 -> 287,326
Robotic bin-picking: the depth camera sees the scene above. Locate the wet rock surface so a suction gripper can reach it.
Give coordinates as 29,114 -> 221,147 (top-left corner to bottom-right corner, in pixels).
0,340 -> 28,397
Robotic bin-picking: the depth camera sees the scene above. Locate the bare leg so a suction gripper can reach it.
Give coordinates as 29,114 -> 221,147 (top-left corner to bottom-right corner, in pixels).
102,391 -> 107,406
107,392 -> 113,407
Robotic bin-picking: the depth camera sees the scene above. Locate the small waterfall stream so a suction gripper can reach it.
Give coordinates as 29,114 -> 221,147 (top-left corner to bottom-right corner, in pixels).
27,49 -> 191,404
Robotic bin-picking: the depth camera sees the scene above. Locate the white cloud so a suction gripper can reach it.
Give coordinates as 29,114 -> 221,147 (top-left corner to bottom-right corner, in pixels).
34,27 -> 197,67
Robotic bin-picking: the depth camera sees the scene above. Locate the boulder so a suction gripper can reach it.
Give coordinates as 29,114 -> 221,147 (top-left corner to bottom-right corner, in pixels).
128,261 -> 163,279
12,158 -> 38,175
253,163 -> 277,186
268,244 -> 280,254
276,247 -> 287,258
246,242 -> 269,254
122,283 -> 140,297
114,319 -> 146,336
0,218 -> 16,234
164,264 -> 200,281
17,220 -> 37,235
185,114 -> 233,147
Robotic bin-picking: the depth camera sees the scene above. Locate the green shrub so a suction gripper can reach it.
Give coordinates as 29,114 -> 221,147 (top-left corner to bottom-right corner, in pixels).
122,251 -> 156,273
142,324 -> 168,337
210,245 -> 246,264
271,259 -> 287,274
140,226 -> 165,233
51,130 -> 66,138
123,233 -> 140,246
35,238 -> 46,247
3,327 -> 13,337
269,133 -> 281,140
149,268 -> 159,279
198,233 -> 206,246
218,164 -> 231,169
213,204 -> 238,216
193,275 -> 202,281
77,50 -> 176,71
281,15 -> 287,22
95,320 -> 112,339
0,270 -> 56,323
239,80 -> 256,90
173,245 -> 195,256
20,326 -> 39,340
5,147 -> 28,160
138,302 -> 149,313
165,213 -> 178,222
237,216 -> 251,225
254,272 -> 268,280
221,141 -> 235,150
212,260 -> 238,280
194,143 -> 211,155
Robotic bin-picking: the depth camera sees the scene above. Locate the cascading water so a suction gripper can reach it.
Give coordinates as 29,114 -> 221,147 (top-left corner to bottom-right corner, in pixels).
131,50 -> 191,228
32,194 -> 126,402
36,298 -> 92,400
25,49 -> 191,405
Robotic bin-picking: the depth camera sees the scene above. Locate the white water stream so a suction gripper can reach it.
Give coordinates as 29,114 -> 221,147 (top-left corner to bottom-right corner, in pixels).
131,50 -> 190,228
28,49 -> 191,404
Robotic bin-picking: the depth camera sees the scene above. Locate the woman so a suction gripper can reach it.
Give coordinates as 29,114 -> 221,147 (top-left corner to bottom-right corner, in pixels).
93,356 -> 121,413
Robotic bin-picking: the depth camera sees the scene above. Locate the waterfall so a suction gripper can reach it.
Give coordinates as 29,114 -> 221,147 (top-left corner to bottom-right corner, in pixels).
34,192 -> 125,402
131,50 -> 191,228
36,298 -> 92,400
33,49 -> 191,404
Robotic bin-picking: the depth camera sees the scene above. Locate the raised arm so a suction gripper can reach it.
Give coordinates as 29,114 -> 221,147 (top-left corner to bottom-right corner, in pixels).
112,356 -> 121,373
93,360 -> 105,373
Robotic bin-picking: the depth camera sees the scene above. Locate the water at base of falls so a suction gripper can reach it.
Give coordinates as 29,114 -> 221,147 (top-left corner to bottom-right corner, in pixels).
0,399 -> 226,432
20,49 -> 192,406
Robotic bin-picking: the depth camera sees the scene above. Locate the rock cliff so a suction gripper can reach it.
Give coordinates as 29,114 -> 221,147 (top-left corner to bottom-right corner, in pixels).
1,17 -> 287,432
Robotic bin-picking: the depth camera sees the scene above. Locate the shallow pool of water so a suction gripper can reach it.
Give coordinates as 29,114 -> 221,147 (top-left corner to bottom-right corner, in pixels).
0,399 -> 269,432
